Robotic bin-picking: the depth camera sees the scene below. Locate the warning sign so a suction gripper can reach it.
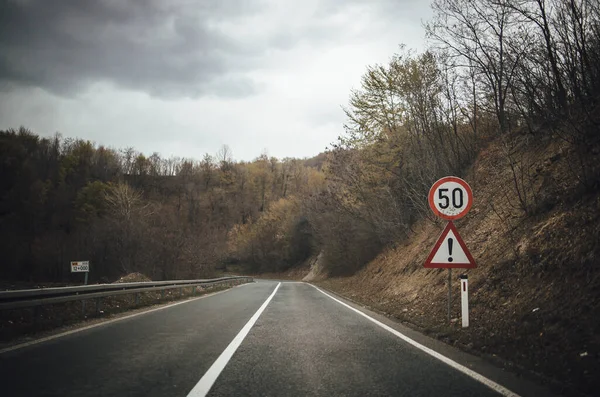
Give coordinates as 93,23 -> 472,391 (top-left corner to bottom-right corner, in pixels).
424,222 -> 476,268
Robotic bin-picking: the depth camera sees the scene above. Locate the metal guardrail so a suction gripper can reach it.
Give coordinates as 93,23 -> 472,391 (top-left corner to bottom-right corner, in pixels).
0,276 -> 254,311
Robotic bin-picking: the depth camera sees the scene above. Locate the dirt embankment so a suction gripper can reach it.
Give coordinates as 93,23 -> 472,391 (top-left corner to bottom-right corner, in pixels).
315,135 -> 600,397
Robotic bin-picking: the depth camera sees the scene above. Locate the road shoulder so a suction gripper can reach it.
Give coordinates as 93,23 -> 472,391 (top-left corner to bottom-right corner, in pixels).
311,282 -> 562,397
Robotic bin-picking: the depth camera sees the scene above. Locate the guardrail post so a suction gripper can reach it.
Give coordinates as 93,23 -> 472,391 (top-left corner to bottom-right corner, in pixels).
192,286 -> 196,296
161,289 -> 165,300
179,287 -> 183,298
135,293 -> 139,306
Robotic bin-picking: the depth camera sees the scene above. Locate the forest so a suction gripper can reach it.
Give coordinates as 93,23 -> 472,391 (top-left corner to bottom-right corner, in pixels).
1,0 -> 599,283
0,131 -> 325,281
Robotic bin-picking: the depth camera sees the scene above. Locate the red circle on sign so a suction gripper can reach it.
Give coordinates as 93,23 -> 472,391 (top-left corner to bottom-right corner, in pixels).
428,176 -> 473,220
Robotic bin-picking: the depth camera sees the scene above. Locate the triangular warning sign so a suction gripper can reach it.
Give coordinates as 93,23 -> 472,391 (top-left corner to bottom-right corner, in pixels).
424,221 -> 476,268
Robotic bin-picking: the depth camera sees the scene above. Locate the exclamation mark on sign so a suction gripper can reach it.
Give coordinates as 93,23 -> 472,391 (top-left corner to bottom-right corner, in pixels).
448,238 -> 454,262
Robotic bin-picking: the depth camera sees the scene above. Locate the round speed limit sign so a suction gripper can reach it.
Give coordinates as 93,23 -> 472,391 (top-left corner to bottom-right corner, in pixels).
428,176 -> 473,220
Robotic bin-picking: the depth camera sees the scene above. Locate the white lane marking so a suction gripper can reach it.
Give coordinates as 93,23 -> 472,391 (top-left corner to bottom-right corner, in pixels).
0,283 -> 252,355
187,282 -> 282,397
310,284 -> 520,397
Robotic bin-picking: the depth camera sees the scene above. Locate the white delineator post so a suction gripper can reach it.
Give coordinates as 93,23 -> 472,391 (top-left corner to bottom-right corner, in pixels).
460,275 -> 469,327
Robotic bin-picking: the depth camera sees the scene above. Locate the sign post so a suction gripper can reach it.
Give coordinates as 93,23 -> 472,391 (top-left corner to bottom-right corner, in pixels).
71,261 -> 90,316
425,177 -> 475,324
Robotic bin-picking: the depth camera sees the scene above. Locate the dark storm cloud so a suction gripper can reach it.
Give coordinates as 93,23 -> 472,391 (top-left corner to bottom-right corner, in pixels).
0,0 -> 426,99
0,0 -> 263,97
0,0 -> 432,161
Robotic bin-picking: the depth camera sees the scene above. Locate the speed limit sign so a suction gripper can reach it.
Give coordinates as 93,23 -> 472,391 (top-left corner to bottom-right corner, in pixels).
428,176 -> 473,220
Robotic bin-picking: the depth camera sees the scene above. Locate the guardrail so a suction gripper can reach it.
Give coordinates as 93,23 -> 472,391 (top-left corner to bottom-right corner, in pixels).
0,276 -> 254,311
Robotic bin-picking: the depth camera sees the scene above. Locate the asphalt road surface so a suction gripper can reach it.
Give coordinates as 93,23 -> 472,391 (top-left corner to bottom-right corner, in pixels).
1,280 -> 556,397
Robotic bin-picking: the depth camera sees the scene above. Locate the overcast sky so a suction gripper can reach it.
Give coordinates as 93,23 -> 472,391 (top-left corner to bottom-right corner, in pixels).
0,0 -> 432,161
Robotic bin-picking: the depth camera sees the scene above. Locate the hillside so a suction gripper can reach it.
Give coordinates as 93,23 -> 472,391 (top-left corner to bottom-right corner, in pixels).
0,130 -> 324,283
312,132 -> 600,396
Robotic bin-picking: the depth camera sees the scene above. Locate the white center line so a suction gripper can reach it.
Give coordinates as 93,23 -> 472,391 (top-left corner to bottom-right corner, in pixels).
310,284 -> 520,397
186,282 -> 281,397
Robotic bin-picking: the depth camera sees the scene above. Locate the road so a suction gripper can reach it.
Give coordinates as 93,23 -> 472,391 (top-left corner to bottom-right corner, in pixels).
1,280 -> 554,397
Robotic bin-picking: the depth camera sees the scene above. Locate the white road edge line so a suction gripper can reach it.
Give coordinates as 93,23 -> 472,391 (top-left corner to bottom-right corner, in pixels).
310,284 -> 520,397
0,283 -> 251,355
187,282 -> 282,397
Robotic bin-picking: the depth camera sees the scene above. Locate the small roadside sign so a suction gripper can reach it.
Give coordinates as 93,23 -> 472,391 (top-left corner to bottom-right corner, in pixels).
70,261 -> 90,273
424,222 -> 476,268
428,176 -> 473,220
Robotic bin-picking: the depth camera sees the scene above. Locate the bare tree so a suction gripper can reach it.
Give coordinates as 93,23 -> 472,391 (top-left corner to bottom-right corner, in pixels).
427,0 -> 527,134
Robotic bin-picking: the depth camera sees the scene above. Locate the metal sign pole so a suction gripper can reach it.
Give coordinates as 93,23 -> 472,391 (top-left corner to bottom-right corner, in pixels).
448,268 -> 452,323
84,272 -> 89,285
